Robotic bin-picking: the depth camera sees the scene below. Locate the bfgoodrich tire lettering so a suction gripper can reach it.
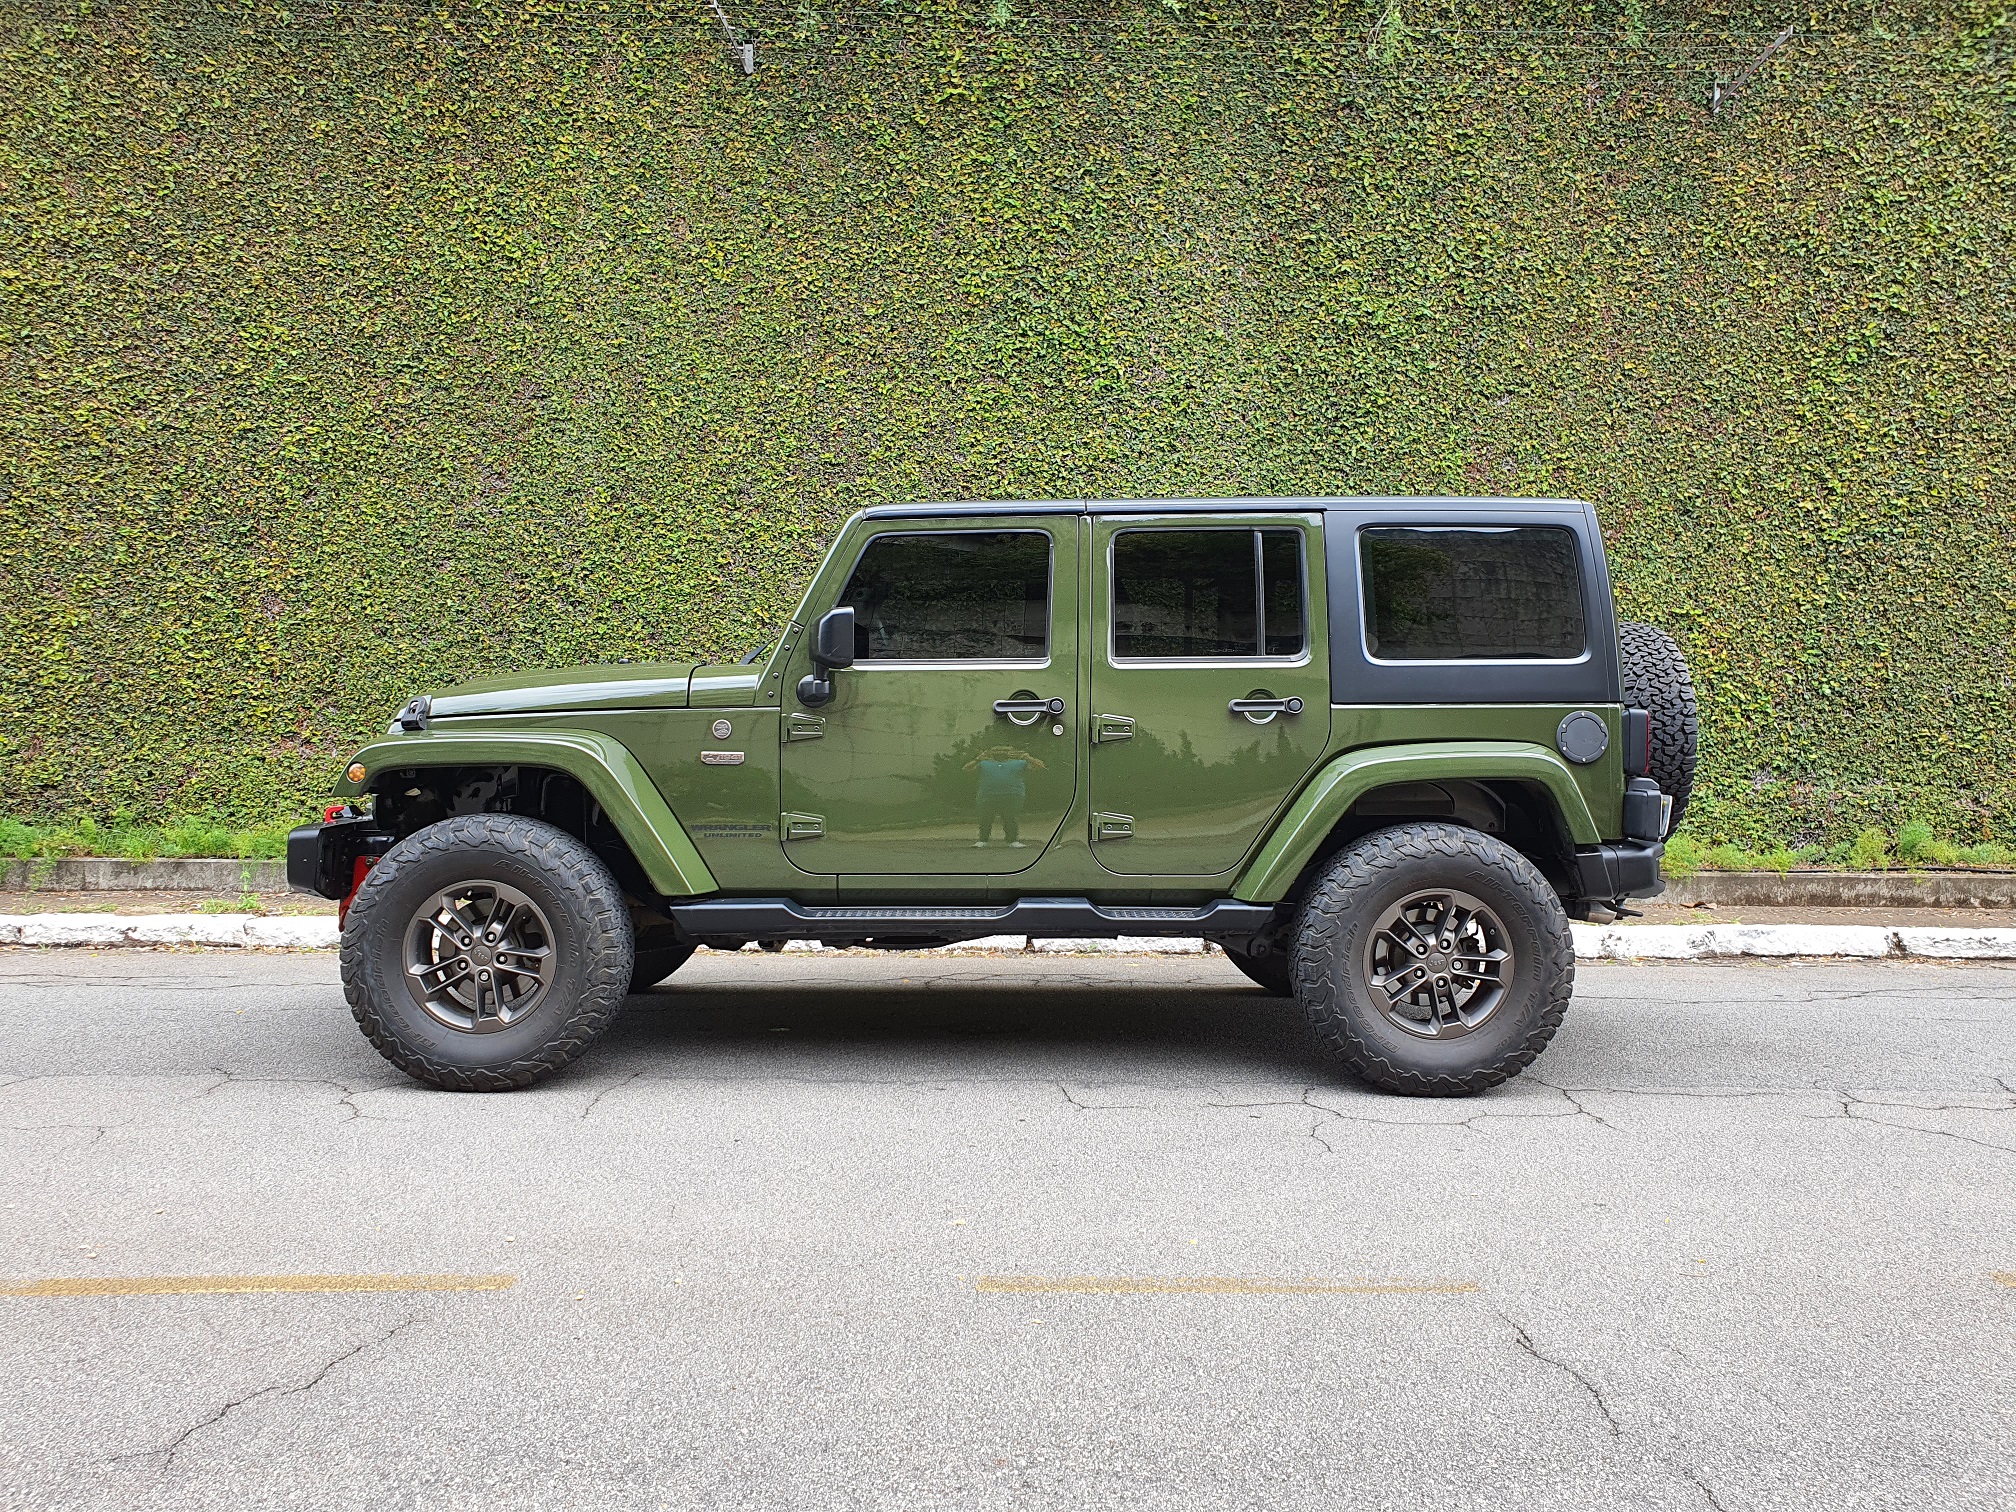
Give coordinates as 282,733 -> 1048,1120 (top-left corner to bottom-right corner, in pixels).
1293,823 -> 1574,1096
341,814 -> 634,1091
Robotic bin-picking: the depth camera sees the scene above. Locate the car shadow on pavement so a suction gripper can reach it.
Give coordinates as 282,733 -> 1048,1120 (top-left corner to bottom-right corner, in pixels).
601,968 -> 1323,1079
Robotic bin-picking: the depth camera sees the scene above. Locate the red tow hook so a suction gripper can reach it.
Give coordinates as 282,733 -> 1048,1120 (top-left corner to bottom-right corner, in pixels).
322,804 -> 377,927
337,855 -> 379,928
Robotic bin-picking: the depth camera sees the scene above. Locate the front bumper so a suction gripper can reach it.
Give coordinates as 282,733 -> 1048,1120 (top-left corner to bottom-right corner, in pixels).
1573,840 -> 1665,902
287,815 -> 394,900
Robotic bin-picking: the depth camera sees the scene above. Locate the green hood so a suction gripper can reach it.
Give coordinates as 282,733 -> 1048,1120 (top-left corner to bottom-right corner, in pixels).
424,661 -> 699,718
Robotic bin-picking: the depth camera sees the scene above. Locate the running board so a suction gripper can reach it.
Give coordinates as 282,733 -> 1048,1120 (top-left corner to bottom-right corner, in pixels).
664,895 -> 1277,948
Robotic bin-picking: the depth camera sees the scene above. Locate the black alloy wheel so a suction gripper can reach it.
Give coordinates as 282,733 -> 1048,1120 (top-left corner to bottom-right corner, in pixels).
1292,822 -> 1574,1096
342,813 -> 633,1091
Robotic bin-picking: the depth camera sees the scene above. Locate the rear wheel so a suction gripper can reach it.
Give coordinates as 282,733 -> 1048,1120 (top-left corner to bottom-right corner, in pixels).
1293,823 -> 1573,1096
341,814 -> 633,1091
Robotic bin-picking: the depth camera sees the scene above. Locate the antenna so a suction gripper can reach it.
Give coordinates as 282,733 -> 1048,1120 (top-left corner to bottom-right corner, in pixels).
705,0 -> 755,75
1712,23 -> 1793,115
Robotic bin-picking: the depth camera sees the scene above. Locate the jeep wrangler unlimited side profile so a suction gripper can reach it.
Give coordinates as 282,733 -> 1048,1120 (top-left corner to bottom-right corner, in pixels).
291,497 -> 1695,1097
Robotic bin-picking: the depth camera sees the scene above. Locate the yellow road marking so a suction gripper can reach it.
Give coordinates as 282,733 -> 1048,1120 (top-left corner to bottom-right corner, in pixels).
1994,1273 -> 2016,1289
1,1273 -> 516,1298
975,1275 -> 1477,1297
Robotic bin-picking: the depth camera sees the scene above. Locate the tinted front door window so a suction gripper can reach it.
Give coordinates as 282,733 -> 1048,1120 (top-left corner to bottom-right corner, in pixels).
838,532 -> 1050,661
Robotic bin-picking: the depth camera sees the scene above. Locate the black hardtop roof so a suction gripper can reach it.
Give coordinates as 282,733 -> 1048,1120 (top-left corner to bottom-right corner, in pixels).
861,496 -> 1590,519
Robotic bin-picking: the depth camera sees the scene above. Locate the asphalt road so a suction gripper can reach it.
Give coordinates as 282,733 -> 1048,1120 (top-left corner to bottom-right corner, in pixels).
2,949 -> 2013,1511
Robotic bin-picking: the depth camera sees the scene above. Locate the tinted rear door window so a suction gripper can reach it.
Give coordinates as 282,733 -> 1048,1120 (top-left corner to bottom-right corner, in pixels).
1112,528 -> 1306,659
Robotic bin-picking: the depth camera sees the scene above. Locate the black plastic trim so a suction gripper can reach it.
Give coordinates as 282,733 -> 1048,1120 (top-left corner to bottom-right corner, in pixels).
287,818 -> 395,899
862,495 -> 1595,520
665,895 -> 1277,946
1621,708 -> 1652,776
1573,841 -> 1666,901
1622,778 -> 1666,841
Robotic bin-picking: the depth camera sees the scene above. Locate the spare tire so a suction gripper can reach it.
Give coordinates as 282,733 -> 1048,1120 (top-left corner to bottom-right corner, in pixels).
1617,621 -> 1699,833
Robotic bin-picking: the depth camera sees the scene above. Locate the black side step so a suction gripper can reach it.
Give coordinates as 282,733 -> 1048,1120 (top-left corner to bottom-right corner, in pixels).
664,895 -> 1277,948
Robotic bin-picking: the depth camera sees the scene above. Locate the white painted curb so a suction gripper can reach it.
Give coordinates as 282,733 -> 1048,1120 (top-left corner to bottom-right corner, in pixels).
0,914 -> 342,948
1569,923 -> 2016,960
1,916 -> 2012,960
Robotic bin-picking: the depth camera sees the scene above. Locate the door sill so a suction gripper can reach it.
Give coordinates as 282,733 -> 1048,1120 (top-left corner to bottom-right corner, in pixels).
665,895 -> 1274,948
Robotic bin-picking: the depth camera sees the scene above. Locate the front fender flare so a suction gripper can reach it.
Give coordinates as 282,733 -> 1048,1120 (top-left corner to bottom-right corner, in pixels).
1233,741 -> 1602,904
336,730 -> 718,898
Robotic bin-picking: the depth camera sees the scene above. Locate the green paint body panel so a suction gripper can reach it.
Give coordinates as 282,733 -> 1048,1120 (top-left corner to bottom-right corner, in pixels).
1234,740 -> 1603,903
690,662 -> 783,709
776,513 -> 1085,875
573,709 -> 802,895
337,729 -> 717,897
424,661 -> 696,718
1086,510 -> 1334,876
1329,705 -> 1626,840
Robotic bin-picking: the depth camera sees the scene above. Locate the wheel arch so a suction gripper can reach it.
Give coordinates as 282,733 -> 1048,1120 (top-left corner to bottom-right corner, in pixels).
1234,743 -> 1600,906
336,731 -> 717,900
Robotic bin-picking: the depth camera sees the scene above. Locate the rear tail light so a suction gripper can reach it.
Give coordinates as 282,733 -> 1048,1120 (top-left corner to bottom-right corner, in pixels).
1621,708 -> 1651,777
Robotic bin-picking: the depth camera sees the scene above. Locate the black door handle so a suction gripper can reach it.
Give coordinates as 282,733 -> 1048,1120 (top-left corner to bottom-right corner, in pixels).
994,697 -> 1066,718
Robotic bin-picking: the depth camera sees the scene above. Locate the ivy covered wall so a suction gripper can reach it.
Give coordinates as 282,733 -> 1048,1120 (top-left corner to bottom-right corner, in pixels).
1,2 -> 2011,843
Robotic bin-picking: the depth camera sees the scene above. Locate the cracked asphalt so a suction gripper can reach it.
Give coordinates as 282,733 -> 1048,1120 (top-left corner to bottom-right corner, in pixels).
2,950 -> 2013,1511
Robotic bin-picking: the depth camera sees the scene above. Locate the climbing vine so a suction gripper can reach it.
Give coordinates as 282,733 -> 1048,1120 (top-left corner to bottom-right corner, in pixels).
1,2 -> 2010,844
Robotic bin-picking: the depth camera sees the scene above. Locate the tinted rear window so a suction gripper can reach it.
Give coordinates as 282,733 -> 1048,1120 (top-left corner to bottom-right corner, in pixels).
1359,526 -> 1586,661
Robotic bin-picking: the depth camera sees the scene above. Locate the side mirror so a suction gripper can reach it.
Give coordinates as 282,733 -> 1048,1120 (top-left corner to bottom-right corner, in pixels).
797,607 -> 855,707
814,606 -> 855,671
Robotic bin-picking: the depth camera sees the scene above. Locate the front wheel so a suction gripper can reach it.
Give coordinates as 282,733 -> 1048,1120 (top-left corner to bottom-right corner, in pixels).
1292,823 -> 1574,1096
341,814 -> 634,1091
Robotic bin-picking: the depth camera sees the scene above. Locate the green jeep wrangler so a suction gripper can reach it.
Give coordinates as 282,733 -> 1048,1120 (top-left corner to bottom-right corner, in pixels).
290,497 -> 1695,1097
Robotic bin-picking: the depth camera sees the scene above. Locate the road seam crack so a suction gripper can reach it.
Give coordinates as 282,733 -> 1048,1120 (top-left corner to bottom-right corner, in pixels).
1500,1311 -> 1622,1438
119,1317 -> 421,1471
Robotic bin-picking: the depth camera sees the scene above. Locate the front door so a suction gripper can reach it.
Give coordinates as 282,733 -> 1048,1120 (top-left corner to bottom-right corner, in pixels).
780,518 -> 1081,874
1088,513 -> 1331,877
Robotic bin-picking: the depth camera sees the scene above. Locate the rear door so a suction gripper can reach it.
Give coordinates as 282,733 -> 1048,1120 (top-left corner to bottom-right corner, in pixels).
1087,511 -> 1331,877
778,517 -> 1081,874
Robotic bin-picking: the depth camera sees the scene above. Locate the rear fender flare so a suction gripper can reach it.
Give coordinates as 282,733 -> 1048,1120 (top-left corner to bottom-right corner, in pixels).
1234,742 -> 1601,904
336,731 -> 717,898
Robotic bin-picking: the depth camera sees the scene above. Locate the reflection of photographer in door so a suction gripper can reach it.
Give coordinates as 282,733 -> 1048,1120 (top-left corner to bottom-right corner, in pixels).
965,745 -> 1047,848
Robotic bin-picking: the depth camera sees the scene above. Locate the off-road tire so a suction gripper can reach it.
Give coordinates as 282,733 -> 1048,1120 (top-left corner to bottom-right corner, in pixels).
1293,823 -> 1574,1097
1224,943 -> 1294,997
341,814 -> 634,1091
1618,620 -> 1699,833
630,944 -> 697,993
